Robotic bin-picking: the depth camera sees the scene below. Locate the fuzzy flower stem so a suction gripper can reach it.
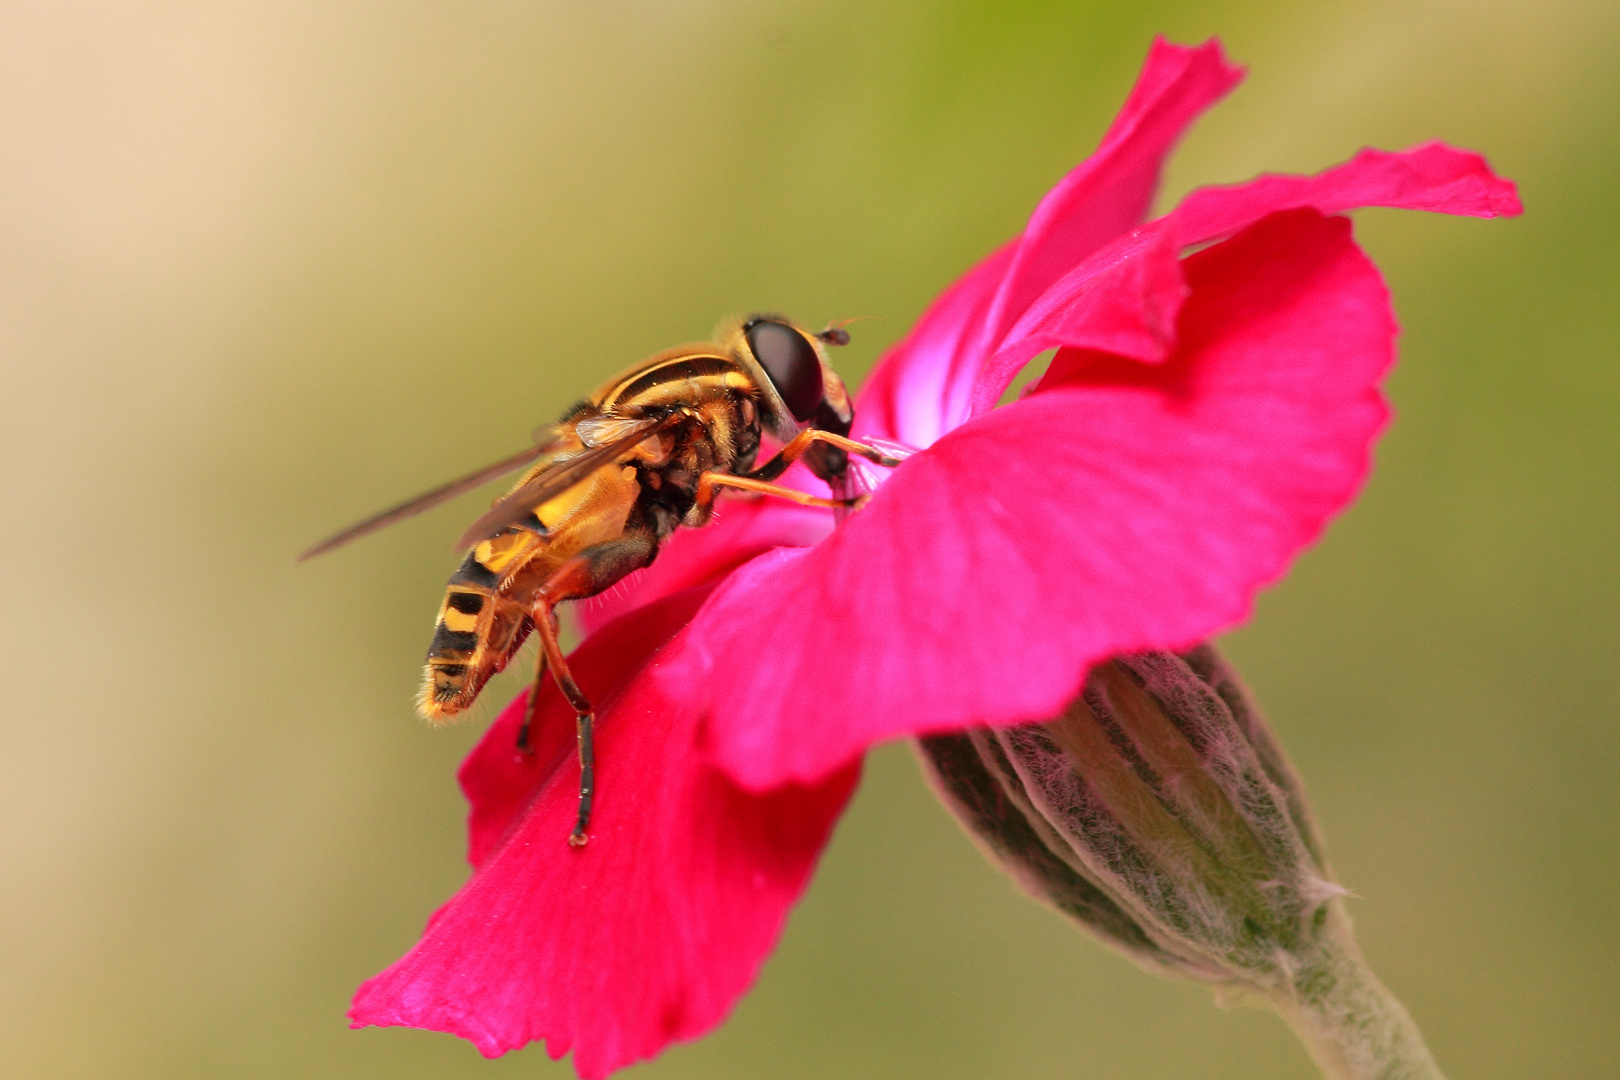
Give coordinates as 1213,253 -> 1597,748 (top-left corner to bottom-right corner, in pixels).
1268,909 -> 1446,1080
917,645 -> 1446,1080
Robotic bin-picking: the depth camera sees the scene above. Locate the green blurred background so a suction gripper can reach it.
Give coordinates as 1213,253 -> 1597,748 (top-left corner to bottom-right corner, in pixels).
1,1 -> 1614,1077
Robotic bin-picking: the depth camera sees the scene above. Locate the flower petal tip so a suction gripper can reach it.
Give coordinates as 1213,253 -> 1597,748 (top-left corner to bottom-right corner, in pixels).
1150,34 -> 1247,85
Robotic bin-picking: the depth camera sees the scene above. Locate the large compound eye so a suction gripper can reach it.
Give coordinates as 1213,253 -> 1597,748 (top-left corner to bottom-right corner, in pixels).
745,319 -> 824,422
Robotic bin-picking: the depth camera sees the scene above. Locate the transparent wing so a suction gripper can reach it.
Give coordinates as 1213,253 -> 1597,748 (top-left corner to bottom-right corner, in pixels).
296,439 -> 561,562
575,415 -> 660,447
452,413 -> 682,551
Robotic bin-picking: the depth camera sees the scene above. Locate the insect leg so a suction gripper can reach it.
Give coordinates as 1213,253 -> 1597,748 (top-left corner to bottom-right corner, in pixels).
692,472 -> 853,516
748,429 -> 906,482
516,642 -> 548,753
528,533 -> 658,846
526,609 -> 595,847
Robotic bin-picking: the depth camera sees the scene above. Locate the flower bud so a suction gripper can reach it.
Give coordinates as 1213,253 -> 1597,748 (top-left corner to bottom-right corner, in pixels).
918,645 -> 1446,1080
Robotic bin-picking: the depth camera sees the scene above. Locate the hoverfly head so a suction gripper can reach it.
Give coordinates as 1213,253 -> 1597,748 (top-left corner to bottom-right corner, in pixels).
732,314 -> 855,441
743,317 -> 824,422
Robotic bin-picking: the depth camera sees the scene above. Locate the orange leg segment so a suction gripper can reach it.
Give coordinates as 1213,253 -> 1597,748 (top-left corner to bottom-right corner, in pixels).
524,533 -> 657,846
695,429 -> 904,518
693,472 -> 854,517
750,429 -> 905,482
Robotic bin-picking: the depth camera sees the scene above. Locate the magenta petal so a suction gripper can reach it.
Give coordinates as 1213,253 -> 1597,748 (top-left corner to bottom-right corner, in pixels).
682,209 -> 1392,791
856,37 -> 1241,447
1172,141 -> 1523,245
982,37 -> 1242,340
576,489 -> 830,637
963,140 -> 1522,418
855,242 -> 1016,447
968,219 -> 1189,415
352,586 -> 860,1078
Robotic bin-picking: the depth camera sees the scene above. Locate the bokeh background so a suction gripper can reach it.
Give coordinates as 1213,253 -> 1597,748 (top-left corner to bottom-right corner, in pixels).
2,1 -> 1614,1078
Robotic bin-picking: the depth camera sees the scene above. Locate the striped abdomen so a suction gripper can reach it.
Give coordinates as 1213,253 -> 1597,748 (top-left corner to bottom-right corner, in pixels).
418,448 -> 642,721
419,528 -> 544,721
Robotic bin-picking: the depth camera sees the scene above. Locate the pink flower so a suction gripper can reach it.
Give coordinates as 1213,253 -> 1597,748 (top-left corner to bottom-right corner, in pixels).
350,37 -> 1519,1079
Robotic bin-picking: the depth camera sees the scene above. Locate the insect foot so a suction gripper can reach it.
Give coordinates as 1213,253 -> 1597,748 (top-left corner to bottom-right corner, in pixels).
917,646 -> 1447,1080
569,709 -> 596,848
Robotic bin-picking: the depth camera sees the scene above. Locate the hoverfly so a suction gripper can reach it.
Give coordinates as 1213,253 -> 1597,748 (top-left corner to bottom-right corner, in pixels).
300,315 -> 904,845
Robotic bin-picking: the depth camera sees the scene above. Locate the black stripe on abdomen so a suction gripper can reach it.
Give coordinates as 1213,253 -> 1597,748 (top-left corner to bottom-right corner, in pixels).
429,625 -> 480,656
448,551 -> 499,590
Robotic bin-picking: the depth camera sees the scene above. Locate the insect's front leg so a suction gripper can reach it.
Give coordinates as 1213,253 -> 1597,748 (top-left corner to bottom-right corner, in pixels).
689,430 -> 906,519
748,429 -> 906,482
691,472 -> 854,520
528,533 -> 658,846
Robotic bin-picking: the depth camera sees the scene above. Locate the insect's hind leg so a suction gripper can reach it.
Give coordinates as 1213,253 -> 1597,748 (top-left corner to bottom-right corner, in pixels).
528,533 -> 659,846
516,644 -> 547,754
